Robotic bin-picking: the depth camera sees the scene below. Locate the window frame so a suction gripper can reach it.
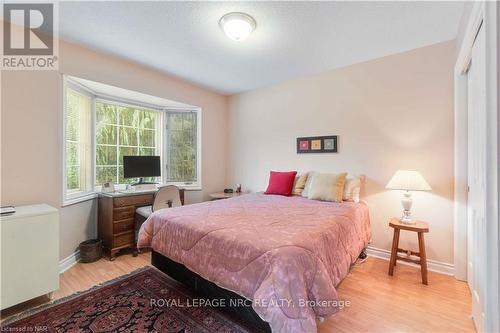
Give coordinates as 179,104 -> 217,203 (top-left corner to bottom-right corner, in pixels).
62,76 -> 202,206
62,78 -> 96,206
163,107 -> 202,190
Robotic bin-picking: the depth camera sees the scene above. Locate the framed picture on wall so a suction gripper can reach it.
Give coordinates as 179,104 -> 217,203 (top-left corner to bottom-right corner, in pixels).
296,135 -> 338,153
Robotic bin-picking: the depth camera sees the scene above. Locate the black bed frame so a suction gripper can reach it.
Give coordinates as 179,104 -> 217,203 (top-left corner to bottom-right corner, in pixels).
152,251 -> 272,332
152,248 -> 368,332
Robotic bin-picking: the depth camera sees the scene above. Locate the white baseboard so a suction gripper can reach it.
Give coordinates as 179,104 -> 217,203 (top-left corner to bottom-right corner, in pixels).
59,250 -> 80,274
366,246 -> 455,276
59,247 -> 454,276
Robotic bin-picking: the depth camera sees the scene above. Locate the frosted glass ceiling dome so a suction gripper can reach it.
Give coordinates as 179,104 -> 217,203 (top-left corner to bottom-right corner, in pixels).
219,12 -> 256,42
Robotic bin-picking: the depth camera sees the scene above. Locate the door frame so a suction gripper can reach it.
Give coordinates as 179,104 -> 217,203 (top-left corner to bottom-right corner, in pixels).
454,1 -> 499,331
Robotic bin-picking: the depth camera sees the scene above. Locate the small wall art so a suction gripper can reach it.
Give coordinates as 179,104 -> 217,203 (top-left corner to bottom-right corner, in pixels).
296,135 -> 338,154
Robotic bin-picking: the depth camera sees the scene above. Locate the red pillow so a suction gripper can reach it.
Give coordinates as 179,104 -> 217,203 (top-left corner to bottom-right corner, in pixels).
265,171 -> 297,196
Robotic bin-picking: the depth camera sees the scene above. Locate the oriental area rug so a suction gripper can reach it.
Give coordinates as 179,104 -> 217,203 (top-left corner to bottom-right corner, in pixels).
1,267 -> 255,333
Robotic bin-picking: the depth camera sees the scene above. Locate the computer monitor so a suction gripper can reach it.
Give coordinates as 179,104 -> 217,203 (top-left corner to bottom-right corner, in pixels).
123,156 -> 161,185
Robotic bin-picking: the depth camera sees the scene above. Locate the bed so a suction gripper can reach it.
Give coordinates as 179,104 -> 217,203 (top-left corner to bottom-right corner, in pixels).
138,193 -> 371,333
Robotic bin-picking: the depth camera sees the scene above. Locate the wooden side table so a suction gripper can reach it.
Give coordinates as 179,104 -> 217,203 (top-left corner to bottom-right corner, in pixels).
388,218 -> 429,284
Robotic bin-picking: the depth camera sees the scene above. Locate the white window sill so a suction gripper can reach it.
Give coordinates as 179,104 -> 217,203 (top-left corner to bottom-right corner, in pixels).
62,192 -> 97,207
181,186 -> 202,191
161,182 -> 201,191
93,184 -> 202,192
63,184 -> 201,207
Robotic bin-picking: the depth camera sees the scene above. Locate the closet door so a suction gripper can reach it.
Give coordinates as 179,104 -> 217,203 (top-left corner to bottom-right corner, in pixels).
466,23 -> 486,333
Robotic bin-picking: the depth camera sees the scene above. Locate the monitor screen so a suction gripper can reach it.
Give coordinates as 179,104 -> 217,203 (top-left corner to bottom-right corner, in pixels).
123,156 -> 161,178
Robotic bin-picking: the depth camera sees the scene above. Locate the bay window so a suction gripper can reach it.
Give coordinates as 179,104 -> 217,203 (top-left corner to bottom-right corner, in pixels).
63,76 -> 201,205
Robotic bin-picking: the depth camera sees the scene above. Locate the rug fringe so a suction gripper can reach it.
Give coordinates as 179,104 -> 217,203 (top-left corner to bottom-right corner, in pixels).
1,266 -> 152,326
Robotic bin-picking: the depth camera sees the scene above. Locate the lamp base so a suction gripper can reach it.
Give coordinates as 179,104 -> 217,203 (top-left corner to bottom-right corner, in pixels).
400,214 -> 415,224
400,192 -> 415,224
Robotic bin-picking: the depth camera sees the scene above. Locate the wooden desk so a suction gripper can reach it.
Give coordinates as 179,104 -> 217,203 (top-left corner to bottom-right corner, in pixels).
98,188 -> 184,260
388,218 -> 429,284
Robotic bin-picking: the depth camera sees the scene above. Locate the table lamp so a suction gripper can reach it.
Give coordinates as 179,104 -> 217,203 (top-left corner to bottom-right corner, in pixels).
385,170 -> 432,224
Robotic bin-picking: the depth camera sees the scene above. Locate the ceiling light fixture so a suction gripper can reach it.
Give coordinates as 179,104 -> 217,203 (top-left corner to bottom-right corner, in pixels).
219,12 -> 256,42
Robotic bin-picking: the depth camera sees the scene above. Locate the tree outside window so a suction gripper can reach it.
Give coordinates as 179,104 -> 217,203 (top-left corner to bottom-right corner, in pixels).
95,101 -> 160,185
166,112 -> 197,183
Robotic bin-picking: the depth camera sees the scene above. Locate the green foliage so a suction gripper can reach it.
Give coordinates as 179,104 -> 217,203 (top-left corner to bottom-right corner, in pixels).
66,166 -> 80,190
66,90 -> 81,191
95,166 -> 115,186
167,113 -> 197,182
95,102 -> 159,185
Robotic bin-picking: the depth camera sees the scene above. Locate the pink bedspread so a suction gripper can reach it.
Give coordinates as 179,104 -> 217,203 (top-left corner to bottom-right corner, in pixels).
138,193 -> 371,333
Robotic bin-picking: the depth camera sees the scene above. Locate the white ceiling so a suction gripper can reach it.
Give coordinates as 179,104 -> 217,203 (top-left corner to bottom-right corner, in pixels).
59,1 -> 465,95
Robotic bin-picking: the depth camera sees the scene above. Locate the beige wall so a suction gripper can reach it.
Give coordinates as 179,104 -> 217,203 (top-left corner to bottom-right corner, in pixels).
228,41 -> 455,264
1,40 -> 228,260
1,39 -> 457,264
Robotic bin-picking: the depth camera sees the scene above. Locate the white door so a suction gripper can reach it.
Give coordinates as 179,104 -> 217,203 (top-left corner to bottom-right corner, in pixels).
466,23 -> 486,333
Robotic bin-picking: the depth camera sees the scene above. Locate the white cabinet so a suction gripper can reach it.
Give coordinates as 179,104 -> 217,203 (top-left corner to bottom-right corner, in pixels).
1,204 -> 59,309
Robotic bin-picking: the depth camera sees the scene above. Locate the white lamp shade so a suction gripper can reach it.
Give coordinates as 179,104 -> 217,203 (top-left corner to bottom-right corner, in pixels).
385,170 -> 432,191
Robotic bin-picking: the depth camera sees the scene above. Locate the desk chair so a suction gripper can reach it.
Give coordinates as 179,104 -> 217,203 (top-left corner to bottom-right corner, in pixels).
133,185 -> 182,256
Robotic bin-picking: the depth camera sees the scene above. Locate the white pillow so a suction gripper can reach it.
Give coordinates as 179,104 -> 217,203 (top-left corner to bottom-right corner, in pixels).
307,172 -> 347,202
343,174 -> 362,203
292,173 -> 309,196
301,171 -> 316,197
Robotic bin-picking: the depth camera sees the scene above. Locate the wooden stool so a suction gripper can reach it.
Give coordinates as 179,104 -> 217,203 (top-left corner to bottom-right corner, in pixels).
388,218 -> 429,285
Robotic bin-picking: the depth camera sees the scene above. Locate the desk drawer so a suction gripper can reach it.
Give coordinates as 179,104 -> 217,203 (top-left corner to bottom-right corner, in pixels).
113,232 -> 134,247
113,194 -> 153,208
113,206 -> 135,221
113,219 -> 134,234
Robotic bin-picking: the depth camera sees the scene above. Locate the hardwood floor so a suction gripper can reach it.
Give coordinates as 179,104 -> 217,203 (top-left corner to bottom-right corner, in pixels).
54,251 -> 151,300
323,258 -> 475,333
2,253 -> 475,332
